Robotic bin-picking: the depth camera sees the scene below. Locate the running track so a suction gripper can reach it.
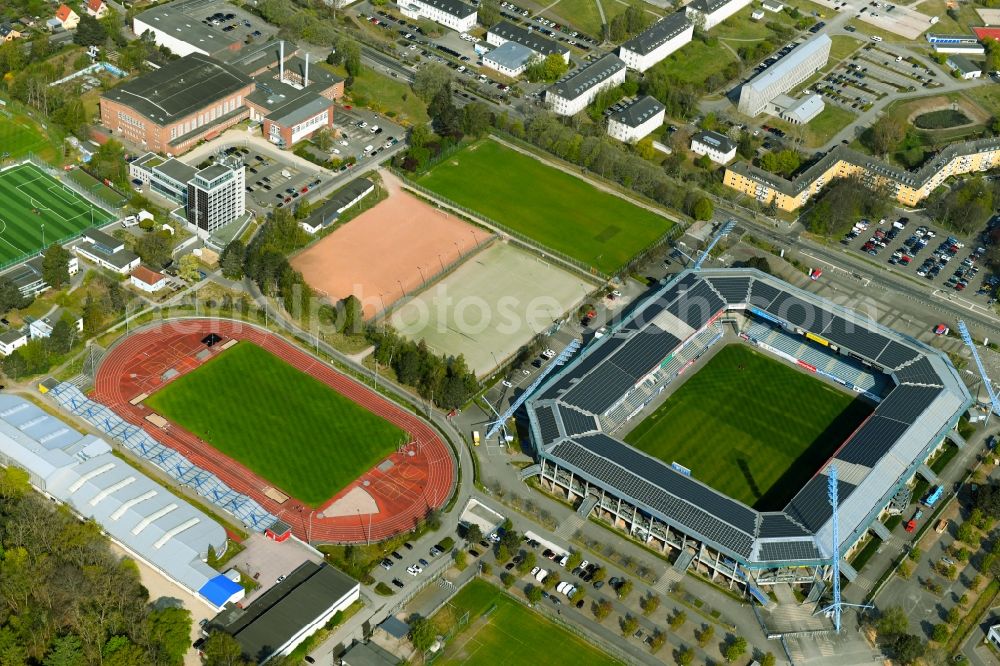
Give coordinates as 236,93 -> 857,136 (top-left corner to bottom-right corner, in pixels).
91,319 -> 456,544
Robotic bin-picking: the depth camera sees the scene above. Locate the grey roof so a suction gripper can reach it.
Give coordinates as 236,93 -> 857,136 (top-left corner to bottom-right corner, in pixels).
82,227 -> 123,250
102,53 -> 251,125
947,55 -> 980,73
0,329 -> 26,344
304,178 -> 374,229
693,130 -> 736,154
485,41 -> 536,71
620,12 -> 692,56
267,92 -> 332,127
488,21 -> 567,56
742,34 -> 831,99
688,0 -> 739,13
412,0 -> 476,18
215,561 -> 358,662
528,268 -> 971,568
549,53 -> 625,101
133,0 -> 237,55
155,157 -> 197,184
0,394 -> 228,600
610,95 -> 665,128
342,642 -> 400,666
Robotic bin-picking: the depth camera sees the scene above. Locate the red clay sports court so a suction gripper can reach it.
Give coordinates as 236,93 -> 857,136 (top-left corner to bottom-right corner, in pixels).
91,319 -> 456,543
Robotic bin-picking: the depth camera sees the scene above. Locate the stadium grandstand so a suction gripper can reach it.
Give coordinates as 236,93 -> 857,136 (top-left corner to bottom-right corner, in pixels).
523,268 -> 970,593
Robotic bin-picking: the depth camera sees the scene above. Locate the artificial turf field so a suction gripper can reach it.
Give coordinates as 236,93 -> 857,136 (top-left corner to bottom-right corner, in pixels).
624,344 -> 873,510
144,343 -> 407,507
0,163 -> 114,265
417,140 -> 673,275
434,579 -> 617,666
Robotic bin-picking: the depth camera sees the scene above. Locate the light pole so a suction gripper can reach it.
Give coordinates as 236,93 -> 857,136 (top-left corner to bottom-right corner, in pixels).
453,241 -> 462,260
397,279 -> 404,298
40,224 -> 44,248
417,266 -> 425,285
438,253 -> 445,272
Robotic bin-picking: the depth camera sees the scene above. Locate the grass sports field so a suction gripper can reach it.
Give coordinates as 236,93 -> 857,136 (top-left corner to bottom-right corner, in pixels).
0,112 -> 57,161
433,579 -> 616,666
417,140 -> 673,275
0,163 -> 114,266
145,343 -> 407,507
624,344 -> 873,510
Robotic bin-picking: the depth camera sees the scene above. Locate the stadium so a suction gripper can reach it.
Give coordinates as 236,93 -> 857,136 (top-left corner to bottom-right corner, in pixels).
523,268 -> 971,594
53,319 -> 455,544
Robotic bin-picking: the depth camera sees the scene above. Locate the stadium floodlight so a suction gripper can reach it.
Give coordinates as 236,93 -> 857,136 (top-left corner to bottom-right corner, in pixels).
958,320 -> 1000,420
693,220 -> 736,271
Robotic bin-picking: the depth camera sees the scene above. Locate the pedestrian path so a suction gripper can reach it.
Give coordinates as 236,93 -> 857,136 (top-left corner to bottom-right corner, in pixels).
554,514 -> 584,539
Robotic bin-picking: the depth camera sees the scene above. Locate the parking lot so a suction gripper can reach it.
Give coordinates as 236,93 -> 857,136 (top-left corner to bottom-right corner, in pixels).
328,107 -> 406,167
840,215 -> 998,302
220,147 -> 325,214
815,43 -> 944,111
182,3 -> 278,45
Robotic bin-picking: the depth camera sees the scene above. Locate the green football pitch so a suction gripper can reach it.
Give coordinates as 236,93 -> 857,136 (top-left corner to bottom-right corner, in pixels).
434,579 -> 618,666
624,344 -> 873,510
417,140 -> 674,275
0,163 -> 114,266
144,343 -> 407,507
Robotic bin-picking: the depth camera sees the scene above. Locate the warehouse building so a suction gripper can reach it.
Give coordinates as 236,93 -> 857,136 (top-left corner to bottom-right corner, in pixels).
209,561 -> 360,663
618,13 -> 693,72
399,0 -> 477,32
737,34 -> 831,116
723,136 -> 1000,211
546,54 -> 627,116
0,394 -> 242,609
487,21 -> 570,62
607,96 -> 666,143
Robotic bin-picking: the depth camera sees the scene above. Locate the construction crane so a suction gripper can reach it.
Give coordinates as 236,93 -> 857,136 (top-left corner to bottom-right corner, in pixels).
958,320 -> 1000,418
691,220 -> 736,271
485,339 -> 582,439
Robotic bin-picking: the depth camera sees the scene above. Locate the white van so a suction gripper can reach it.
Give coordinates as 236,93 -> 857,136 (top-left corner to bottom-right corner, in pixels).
363,145 -> 374,154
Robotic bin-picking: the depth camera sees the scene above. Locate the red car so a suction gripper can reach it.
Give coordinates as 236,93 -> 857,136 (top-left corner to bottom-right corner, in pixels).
933,324 -> 949,335
300,186 -> 309,193
904,520 -> 917,533
809,268 -> 822,281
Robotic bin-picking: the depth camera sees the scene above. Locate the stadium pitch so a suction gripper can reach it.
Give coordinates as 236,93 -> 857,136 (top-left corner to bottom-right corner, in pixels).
0,163 -> 114,265
433,579 -> 616,666
624,344 -> 873,510
417,140 -> 673,275
144,342 -> 407,507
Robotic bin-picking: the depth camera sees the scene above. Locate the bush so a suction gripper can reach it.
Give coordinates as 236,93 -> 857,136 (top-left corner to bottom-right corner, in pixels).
374,582 -> 394,596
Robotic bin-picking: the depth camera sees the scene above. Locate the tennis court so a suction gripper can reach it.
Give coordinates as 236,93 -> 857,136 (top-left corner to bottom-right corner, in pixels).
0,163 -> 115,266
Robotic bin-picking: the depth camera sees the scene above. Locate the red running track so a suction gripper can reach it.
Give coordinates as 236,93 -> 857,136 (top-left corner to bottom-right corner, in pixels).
91,319 -> 456,544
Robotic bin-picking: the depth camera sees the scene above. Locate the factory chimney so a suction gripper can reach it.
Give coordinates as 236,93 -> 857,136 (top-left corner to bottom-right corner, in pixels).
304,52 -> 309,88
279,41 -> 285,83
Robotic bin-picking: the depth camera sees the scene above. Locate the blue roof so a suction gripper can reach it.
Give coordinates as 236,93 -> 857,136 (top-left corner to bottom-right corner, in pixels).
199,574 -> 243,607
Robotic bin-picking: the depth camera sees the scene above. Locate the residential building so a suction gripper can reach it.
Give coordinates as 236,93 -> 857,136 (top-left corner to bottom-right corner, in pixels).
948,55 -> 982,78
209,561 -> 360,663
607,96 -> 666,143
618,13 -> 693,72
546,54 -> 626,116
487,21 -> 569,62
737,34 -> 831,116
723,136 -> 1000,211
988,624 -> 1000,651
54,4 -> 79,30
685,0 -> 752,30
3,254 -> 80,298
0,393 -> 242,610
186,157 -> 246,235
130,265 -> 169,292
85,0 -> 108,19
483,41 -> 537,77
762,0 -> 784,11
399,0 -> 477,32
75,228 -> 141,274
300,179 -> 375,234
691,130 -> 737,164
0,23 -> 21,42
28,308 -> 82,340
100,54 -> 254,156
0,330 -> 27,356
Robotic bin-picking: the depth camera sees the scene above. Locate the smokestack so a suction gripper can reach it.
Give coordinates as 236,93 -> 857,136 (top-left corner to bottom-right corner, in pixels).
279,41 -> 285,83
304,52 -> 309,88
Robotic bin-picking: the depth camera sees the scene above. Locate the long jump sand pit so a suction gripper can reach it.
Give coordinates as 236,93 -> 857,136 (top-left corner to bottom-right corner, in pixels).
391,242 -> 596,377
291,172 -> 492,318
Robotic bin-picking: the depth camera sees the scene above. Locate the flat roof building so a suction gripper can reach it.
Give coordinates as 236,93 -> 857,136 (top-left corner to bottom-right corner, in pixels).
186,157 -> 246,236
75,228 -> 141,274
483,41 -> 537,77
947,54 -> 982,79
546,53 -> 627,116
618,12 -> 693,72
607,95 -> 666,143
738,34 -> 831,116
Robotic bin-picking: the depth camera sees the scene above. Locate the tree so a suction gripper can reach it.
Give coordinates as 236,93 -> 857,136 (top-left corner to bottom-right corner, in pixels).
693,197 -> 714,221
669,609 -> 687,630
696,624 -> 715,647
413,63 -> 453,102
725,637 -> 748,662
500,572 -> 515,588
877,605 -> 910,638
947,607 -> 961,624
591,566 -> 606,582
466,523 -> 483,544
621,614 -> 639,637
145,607 -> 192,666
178,254 -> 201,282
640,593 -> 660,616
91,139 -> 128,186
43,635 -> 85,666
41,244 -> 72,290
593,598 -> 612,620
198,632 -> 248,666
48,318 -> 74,355
743,256 -> 771,274
454,550 -> 467,569
866,115 -> 906,156
566,551 -> 583,571
312,129 -> 334,152
542,571 -> 560,590
759,149 -> 801,177
676,646 -> 695,665
760,652 -> 776,666
220,240 -> 245,280
526,584 -> 543,604
339,37 -> 362,77
517,551 -> 536,574
30,34 -> 50,61
74,14 -> 107,46
478,0 -> 501,27
931,623 -> 949,642
462,102 -> 493,138
409,616 -> 436,651
135,233 -> 172,268
617,578 -> 633,600
648,630 -> 665,654
891,634 -> 925,665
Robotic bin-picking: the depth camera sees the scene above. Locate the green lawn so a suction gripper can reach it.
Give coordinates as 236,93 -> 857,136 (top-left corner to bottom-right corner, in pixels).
145,342 -> 407,507
433,579 -> 617,665
650,39 -> 740,88
771,105 -> 856,148
829,34 -> 864,62
0,163 -> 115,267
0,109 -> 59,162
624,344 -> 873,509
417,140 -> 673,275
323,63 -> 429,126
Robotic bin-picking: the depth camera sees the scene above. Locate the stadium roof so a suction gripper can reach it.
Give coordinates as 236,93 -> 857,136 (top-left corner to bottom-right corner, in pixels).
620,12 -> 692,56
102,53 -> 252,126
548,53 -> 625,101
0,394 -> 231,605
527,268 -> 970,568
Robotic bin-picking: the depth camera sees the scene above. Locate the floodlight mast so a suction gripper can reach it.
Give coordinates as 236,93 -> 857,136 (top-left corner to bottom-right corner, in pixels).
958,320 -> 1000,420
693,220 -> 736,271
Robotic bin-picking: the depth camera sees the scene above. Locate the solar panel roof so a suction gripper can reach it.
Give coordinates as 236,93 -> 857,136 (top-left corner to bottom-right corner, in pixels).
609,326 -> 681,379
668,282 -> 724,328
821,316 -> 889,360
748,279 -> 780,308
877,384 -> 943,423
759,540 -> 821,562
535,405 -> 560,444
758,513 -> 811,538
835,415 -> 910,467
706,276 -> 752,304
877,340 -> 919,370
786,474 -> 854,532
558,405 -> 599,436
894,356 -> 943,387
562,363 -> 637,414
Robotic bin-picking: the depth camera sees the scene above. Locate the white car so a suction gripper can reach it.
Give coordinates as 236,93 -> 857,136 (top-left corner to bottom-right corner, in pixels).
406,564 -> 423,576
563,585 -> 576,597
332,148 -> 340,155
358,121 -> 368,128
501,380 -> 512,388
339,140 -> 349,146
556,582 -> 572,595
579,560 -> 590,571
535,568 -> 548,582
557,554 -> 569,567
530,566 -> 540,577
